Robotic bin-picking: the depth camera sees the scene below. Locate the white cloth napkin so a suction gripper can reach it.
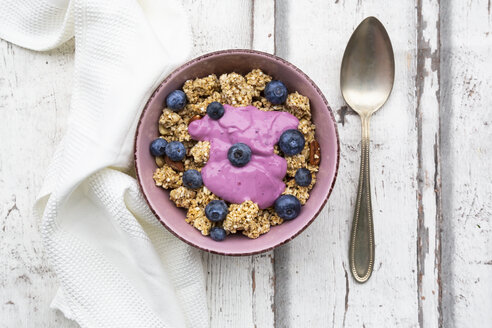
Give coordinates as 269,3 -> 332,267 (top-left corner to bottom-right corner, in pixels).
0,1 -> 209,327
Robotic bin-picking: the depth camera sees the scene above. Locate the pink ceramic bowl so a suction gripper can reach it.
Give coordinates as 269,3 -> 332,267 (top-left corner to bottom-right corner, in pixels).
135,49 -> 339,255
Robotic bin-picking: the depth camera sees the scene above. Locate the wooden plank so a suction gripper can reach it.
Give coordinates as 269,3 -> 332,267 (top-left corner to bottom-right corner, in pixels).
0,40 -> 77,327
251,0 -> 276,54
250,2 -> 276,327
5,1 -> 492,327
440,1 -> 492,327
274,1 -> 420,326
415,0 -> 442,327
182,0 -> 251,54
181,1 -> 276,327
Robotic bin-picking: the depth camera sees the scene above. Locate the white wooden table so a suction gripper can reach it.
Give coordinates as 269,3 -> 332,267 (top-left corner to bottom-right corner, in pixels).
1,1 -> 491,327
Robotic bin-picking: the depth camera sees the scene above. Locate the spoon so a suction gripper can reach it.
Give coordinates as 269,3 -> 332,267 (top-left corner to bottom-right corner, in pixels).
340,17 -> 395,283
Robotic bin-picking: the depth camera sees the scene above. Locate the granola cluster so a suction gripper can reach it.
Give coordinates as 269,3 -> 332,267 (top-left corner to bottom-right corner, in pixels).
153,165 -> 182,189
158,109 -> 191,142
190,141 -> 210,165
286,92 -> 311,119
152,69 -> 320,239
282,173 -> 316,205
219,73 -> 256,106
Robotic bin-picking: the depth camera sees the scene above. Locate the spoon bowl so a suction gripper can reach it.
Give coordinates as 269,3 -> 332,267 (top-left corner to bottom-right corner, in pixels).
341,16 -> 395,115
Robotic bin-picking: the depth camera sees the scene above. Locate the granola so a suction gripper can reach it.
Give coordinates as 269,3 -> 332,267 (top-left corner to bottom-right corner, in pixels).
222,201 -> 260,233
151,69 -> 320,239
183,74 -> 220,103
246,69 -> 272,94
153,165 -> 182,189
282,175 -> 316,205
286,92 -> 311,119
190,141 -> 210,165
219,73 -> 255,106
186,205 -> 212,235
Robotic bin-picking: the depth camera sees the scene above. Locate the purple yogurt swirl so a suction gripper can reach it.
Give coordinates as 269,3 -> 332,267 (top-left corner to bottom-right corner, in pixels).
188,105 -> 299,209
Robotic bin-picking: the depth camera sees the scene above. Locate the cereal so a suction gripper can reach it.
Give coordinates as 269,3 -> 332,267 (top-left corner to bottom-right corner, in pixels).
298,119 -> 316,143
186,205 -> 212,235
186,92 -> 224,119
158,109 -> 191,141
266,208 -> 284,226
223,201 -> 264,237
282,178 -> 315,205
190,141 -> 210,165
286,153 -> 308,177
219,73 -> 255,106
259,208 -> 283,226
243,213 -> 271,239
183,74 -> 220,103
273,144 -> 281,155
151,69 -> 320,239
158,124 -> 169,136
194,186 -> 219,206
246,69 -> 272,94
170,186 -> 196,208
255,96 -> 286,111
286,92 -> 311,119
153,165 -> 182,189
173,123 -> 192,142
184,158 -> 202,171
159,109 -> 182,128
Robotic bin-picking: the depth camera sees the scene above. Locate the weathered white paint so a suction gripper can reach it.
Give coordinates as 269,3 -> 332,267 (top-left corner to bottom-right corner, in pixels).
440,0 -> 492,327
0,1 -> 491,327
274,1 -> 420,326
415,0 -> 442,327
251,0 -> 275,54
0,40 -> 77,327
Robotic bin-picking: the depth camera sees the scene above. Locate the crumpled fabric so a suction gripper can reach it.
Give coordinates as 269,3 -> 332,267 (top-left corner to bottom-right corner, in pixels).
0,0 -> 209,327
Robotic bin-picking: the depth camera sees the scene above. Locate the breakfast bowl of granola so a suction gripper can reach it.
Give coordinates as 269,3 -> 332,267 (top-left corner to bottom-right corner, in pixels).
135,49 -> 339,255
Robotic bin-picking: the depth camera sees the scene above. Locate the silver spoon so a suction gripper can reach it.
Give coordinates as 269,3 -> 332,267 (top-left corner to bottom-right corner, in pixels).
340,17 -> 395,283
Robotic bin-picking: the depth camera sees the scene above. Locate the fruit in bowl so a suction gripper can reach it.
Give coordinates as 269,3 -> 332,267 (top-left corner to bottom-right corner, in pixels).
134,50 -> 339,255
151,70 -> 319,241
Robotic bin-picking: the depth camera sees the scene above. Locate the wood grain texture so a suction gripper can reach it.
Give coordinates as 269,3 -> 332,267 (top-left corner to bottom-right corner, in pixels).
181,1 -> 276,327
440,0 -> 492,327
251,0 -> 276,54
0,40 -> 77,328
416,0 -> 442,327
274,1 -> 420,326
1,1 -> 492,327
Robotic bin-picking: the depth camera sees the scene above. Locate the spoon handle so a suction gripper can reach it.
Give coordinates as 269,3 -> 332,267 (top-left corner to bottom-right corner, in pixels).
349,115 -> 375,283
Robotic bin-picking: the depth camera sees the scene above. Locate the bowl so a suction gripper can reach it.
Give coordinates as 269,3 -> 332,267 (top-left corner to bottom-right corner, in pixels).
134,49 -> 339,255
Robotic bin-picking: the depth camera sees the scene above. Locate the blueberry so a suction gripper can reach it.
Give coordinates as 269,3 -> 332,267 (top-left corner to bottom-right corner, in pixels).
210,227 -> 227,241
182,169 -> 203,189
278,129 -> 305,155
274,195 -> 301,220
228,143 -> 252,167
206,101 -> 225,120
150,138 -> 168,157
165,141 -> 186,161
166,90 -> 187,111
205,200 -> 228,222
264,80 -> 288,104
295,168 -> 312,187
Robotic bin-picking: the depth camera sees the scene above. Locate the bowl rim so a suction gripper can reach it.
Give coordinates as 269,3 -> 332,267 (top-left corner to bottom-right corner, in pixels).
134,49 -> 340,256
